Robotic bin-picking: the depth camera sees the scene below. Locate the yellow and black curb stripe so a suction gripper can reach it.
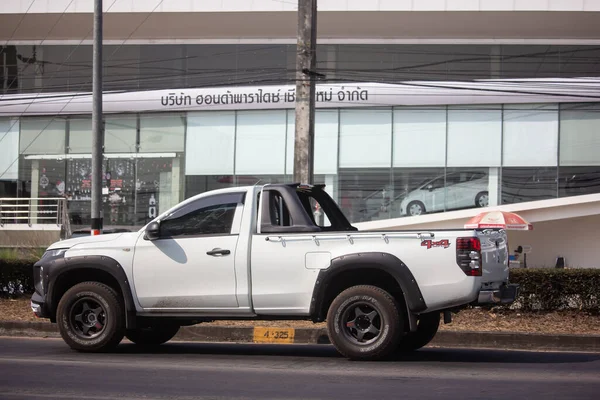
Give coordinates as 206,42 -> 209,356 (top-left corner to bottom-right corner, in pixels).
0,321 -> 332,345
174,325 -> 331,345
252,327 -> 296,344
1,321 -> 600,352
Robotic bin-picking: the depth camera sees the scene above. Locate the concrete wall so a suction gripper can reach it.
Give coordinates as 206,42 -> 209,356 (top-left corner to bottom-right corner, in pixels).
4,0 -> 600,14
507,215 -> 600,269
3,1 -> 600,44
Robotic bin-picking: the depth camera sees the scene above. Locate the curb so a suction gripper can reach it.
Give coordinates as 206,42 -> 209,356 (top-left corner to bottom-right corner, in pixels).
1,321 -> 599,353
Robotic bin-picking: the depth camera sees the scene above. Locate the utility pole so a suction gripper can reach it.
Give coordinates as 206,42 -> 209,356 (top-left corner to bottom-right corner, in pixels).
293,0 -> 317,185
91,0 -> 103,235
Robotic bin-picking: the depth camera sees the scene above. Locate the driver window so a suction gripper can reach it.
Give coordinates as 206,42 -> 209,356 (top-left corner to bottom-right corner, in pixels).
427,177 -> 445,190
159,192 -> 244,238
445,173 -> 462,185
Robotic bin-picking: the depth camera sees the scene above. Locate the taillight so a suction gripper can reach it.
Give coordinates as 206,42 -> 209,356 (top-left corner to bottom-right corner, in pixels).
456,237 -> 482,276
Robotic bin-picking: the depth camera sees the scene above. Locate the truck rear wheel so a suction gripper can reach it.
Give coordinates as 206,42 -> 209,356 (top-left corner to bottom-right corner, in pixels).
326,285 -> 402,361
396,311 -> 440,352
56,282 -> 125,352
126,324 -> 180,347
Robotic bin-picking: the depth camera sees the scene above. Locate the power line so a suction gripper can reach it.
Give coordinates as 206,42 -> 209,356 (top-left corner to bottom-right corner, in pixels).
11,43 -> 600,74
2,0 -> 36,47
0,0 -> 85,156
0,0 -> 165,179
8,62 -> 600,95
0,0 -> 122,149
14,45 -> 600,74
7,48 -> 600,94
3,0 -> 79,91
2,74 -> 600,108
2,26 -> 600,176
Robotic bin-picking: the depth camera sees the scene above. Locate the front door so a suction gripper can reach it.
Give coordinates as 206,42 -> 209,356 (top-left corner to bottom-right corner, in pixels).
424,176 -> 446,212
443,173 -> 461,211
132,192 -> 245,311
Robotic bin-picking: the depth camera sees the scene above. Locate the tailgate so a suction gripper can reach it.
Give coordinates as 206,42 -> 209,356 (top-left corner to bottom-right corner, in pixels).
476,229 -> 509,285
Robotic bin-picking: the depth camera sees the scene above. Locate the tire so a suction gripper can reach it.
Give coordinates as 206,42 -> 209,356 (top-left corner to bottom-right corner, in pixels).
326,285 -> 402,361
406,201 -> 426,216
475,191 -> 489,208
396,312 -> 440,352
126,324 -> 180,347
56,282 -> 125,352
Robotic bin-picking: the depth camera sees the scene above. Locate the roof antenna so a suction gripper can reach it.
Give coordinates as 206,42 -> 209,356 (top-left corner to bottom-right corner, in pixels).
254,179 -> 263,186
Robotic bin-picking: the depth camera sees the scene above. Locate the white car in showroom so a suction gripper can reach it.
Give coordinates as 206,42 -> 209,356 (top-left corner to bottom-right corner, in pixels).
400,171 -> 489,216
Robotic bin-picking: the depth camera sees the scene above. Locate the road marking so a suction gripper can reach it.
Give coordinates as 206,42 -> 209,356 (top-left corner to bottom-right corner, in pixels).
253,327 -> 295,344
1,392 -> 125,400
0,391 -> 245,400
0,357 -> 93,366
1,354 -> 599,383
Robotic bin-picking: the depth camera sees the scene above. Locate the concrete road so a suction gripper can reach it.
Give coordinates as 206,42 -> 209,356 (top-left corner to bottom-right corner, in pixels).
0,337 -> 599,400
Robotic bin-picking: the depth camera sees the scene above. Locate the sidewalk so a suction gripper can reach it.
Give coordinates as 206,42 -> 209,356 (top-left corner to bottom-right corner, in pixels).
1,320 -> 599,353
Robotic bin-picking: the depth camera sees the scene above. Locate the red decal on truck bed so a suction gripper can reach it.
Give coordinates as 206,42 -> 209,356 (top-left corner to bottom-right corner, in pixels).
421,239 -> 450,249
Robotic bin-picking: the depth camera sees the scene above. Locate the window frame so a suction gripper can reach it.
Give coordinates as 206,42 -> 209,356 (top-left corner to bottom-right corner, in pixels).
297,192 -> 333,229
157,192 -> 246,239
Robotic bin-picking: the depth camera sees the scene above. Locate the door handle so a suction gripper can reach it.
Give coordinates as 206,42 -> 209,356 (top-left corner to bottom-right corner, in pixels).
206,248 -> 231,256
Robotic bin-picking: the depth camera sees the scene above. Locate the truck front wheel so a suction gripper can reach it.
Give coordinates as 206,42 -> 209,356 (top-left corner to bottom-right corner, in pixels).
56,282 -> 125,352
396,311 -> 440,352
126,324 -> 180,347
326,285 -> 402,361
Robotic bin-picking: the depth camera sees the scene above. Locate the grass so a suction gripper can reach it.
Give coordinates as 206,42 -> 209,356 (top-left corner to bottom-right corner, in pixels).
0,247 -> 45,263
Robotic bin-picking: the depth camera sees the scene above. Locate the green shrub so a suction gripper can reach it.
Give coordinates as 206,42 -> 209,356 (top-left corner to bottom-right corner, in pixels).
0,248 -> 21,262
0,259 -> 35,298
506,268 -> 600,313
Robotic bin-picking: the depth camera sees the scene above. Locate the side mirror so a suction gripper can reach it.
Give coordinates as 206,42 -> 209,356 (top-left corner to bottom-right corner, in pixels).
145,221 -> 160,241
427,184 -> 434,192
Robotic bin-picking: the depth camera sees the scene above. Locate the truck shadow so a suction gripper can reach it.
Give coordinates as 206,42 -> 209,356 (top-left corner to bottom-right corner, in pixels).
116,342 -> 340,358
114,342 -> 600,364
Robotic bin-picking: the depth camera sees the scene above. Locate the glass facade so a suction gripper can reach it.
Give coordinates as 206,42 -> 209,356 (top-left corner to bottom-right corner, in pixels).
2,102 -> 600,229
2,44 -> 600,94
1,42 -> 599,229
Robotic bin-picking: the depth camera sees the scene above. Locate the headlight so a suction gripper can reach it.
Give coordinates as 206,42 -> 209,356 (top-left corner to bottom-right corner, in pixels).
43,248 -> 68,259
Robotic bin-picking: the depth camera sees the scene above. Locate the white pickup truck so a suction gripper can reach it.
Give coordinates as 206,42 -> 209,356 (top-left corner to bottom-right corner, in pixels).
31,183 -> 518,360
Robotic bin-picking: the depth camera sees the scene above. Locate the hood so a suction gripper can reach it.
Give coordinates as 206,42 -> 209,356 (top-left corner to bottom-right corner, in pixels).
47,233 -> 126,250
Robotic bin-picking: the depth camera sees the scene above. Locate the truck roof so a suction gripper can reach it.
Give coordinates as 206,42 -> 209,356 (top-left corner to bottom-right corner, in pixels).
186,183 -> 326,201
147,183 -> 327,230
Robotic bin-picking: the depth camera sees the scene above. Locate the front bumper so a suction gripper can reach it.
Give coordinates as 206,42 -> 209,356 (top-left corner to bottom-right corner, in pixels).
476,284 -> 519,305
30,291 -> 51,319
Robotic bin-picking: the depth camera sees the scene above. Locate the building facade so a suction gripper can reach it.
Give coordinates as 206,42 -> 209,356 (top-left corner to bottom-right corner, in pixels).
1,1 -> 600,261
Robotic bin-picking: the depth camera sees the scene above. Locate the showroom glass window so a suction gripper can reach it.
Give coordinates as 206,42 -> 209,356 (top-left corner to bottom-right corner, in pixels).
137,113 -> 185,226
338,108 -> 392,223
0,118 -> 19,197
18,118 -> 67,200
559,104 -> 600,198
447,105 -> 500,211
501,104 -> 559,204
393,107 -> 446,218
